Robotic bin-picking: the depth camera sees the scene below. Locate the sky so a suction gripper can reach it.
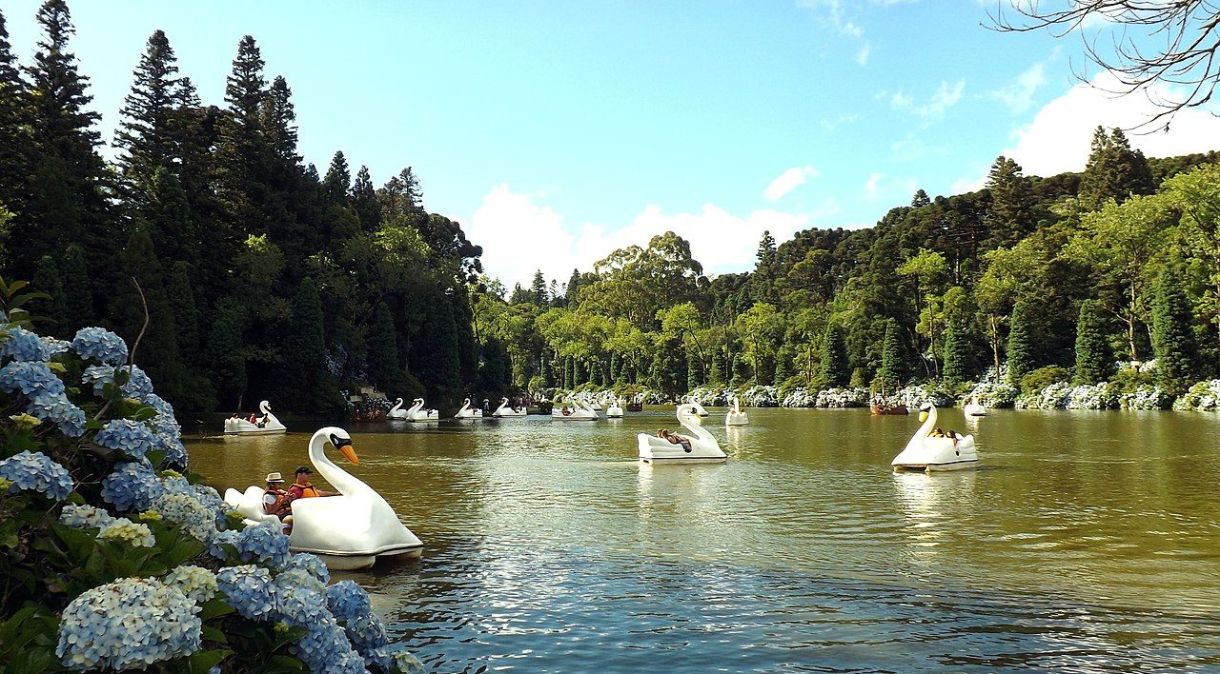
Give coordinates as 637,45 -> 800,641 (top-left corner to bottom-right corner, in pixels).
6,0 -> 1220,290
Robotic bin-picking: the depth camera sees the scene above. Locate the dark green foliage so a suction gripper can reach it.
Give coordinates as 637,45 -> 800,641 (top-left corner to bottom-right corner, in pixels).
574,359 -> 588,386
114,29 -> 188,197
1073,299 -> 1111,384
941,319 -> 976,385
32,255 -> 67,335
984,156 -> 1036,249
1006,297 -> 1036,384
1019,365 -> 1070,396
772,349 -> 792,386
1151,266 -> 1198,397
109,228 -> 187,403
0,10 -> 31,221
531,270 -> 548,304
478,336 -> 511,397
686,348 -> 702,391
876,319 -> 908,390
367,301 -> 403,394
206,297 -> 248,408
818,323 -> 850,388
650,337 -> 686,398
563,356 -> 574,389
411,288 -> 462,411
1079,126 -> 1155,210
731,352 -> 748,386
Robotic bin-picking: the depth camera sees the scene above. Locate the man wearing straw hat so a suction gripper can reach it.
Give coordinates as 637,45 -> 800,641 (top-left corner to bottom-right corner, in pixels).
262,472 -> 293,530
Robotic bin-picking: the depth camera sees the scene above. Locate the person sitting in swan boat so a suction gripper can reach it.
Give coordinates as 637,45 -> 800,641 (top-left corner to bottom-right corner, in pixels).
288,466 -> 336,499
262,472 -> 294,531
657,428 -> 692,452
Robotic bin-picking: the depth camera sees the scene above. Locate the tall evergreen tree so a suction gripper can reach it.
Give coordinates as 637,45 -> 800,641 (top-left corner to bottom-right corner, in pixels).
350,165 -> 380,232
983,156 -> 1035,249
20,0 -> 112,280
911,189 -> 931,208
59,243 -> 91,327
1006,297 -> 1036,384
366,301 -> 402,394
109,229 -> 186,404
818,323 -> 850,388
32,255 -> 67,336
1151,265 -> 1198,397
323,151 -> 350,204
478,337 -> 511,396
563,356 -> 574,389
114,29 -> 187,197
1073,299 -> 1111,384
941,319 -> 975,385
531,270 -> 548,305
686,348 -> 702,391
207,297 -> 247,409
213,35 -> 269,249
260,76 -> 299,166
0,10 -> 31,219
876,319 -> 908,390
165,261 -> 200,362
282,278 -> 335,413
1079,126 -> 1155,209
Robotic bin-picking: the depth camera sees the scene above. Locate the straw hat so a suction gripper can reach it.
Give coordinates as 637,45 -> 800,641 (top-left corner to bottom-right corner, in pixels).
265,472 -> 284,483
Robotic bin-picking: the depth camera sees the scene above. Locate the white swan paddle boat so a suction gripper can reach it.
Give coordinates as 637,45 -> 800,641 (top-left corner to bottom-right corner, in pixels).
606,397 -> 624,418
963,397 -> 988,417
492,397 -> 528,418
891,403 -> 978,472
223,427 -> 423,569
725,395 -> 749,426
223,400 -> 287,436
552,396 -> 598,421
386,398 -> 409,420
400,398 -> 439,421
683,396 -> 710,417
638,403 -> 727,464
454,398 -> 484,419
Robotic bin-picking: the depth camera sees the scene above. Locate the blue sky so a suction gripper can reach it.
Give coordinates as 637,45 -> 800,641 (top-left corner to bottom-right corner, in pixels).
6,0 -> 1220,288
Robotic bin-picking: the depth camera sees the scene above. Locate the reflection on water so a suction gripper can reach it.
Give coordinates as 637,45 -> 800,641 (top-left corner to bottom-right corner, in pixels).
188,408 -> 1220,672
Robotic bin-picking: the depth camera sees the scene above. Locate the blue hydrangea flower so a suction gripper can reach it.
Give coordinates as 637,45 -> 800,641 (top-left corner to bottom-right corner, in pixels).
153,492 -> 217,543
216,565 -> 276,620
81,365 -> 115,396
273,584 -> 330,628
122,365 -> 155,401
97,518 -> 156,547
0,450 -> 74,500
236,522 -> 291,569
71,327 -> 128,366
366,647 -> 423,673
345,612 -> 389,653
59,504 -> 115,531
207,529 -> 241,561
0,325 -> 49,362
285,552 -> 331,587
161,474 -> 192,495
294,619 -> 365,674
40,336 -> 70,357
326,581 -> 372,623
95,419 -> 158,459
101,461 -> 164,512
273,567 -> 327,596
164,565 -> 218,604
56,578 -> 201,670
0,361 -> 65,398
154,432 -> 188,468
27,392 -> 87,437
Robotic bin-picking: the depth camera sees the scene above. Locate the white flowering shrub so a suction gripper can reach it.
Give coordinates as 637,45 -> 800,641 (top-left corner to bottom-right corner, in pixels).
0,310 -> 419,673
1172,380 -> 1220,411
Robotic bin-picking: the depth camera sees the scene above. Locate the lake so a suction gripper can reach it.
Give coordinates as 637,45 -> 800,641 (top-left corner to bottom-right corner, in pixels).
186,407 -> 1220,672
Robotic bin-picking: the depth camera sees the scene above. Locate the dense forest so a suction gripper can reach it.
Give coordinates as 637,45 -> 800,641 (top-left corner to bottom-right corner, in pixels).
478,132 -> 1220,407
3,0 -> 1220,419
0,1 -> 491,417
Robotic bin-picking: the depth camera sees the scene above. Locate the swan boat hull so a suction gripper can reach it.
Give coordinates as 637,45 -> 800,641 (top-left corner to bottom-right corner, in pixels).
636,434 -> 726,464
891,439 -> 978,473
552,413 -> 598,421
223,421 -> 286,436
963,404 -> 988,417
725,414 -> 749,426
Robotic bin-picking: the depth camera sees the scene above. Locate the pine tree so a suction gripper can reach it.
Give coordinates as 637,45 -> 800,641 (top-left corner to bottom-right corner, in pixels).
0,9 -> 31,218
1079,126 -> 1155,209
109,228 -> 186,404
366,301 -> 402,394
731,352 -> 748,386
752,230 -> 778,303
323,150 -> 350,204
478,337 -> 511,396
282,278 -> 335,413
207,297 -> 247,409
773,350 -> 792,386
818,324 -> 850,388
115,30 -> 187,197
708,351 -> 723,386
911,189 -> 931,208
1073,299 -> 1111,384
60,243 -> 92,326
351,166 -> 380,232
20,0 -> 112,280
260,76 -> 299,166
165,261 -> 199,362
941,319 -> 975,385
1151,265 -> 1199,397
213,35 -> 268,247
686,348 -> 702,391
1006,297 -> 1036,384
877,319 -> 907,390
531,270 -> 548,305
563,356 -> 574,389
32,256 -> 68,336
984,156 -> 1035,249
143,166 -> 196,264
574,359 -> 588,386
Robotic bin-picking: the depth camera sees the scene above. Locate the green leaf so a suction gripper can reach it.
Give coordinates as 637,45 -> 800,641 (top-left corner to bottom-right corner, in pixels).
187,648 -> 231,674
200,599 -> 236,620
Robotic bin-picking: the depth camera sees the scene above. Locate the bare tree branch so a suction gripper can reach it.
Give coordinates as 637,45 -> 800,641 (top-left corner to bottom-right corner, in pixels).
988,1 -> 1220,131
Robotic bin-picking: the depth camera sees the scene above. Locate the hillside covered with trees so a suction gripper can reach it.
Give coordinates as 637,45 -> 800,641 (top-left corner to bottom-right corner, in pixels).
2,0 -> 1219,419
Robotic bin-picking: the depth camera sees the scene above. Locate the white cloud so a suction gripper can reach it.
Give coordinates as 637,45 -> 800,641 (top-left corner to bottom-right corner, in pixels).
855,42 -> 871,66
887,80 -> 966,120
763,165 -> 820,202
1003,70 -> 1220,177
865,172 -> 884,199
989,61 -> 1047,114
469,185 -> 812,287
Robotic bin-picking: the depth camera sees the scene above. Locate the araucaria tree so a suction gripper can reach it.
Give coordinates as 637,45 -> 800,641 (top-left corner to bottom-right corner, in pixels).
1006,297 -> 1036,385
1074,300 -> 1111,385
1151,265 -> 1199,397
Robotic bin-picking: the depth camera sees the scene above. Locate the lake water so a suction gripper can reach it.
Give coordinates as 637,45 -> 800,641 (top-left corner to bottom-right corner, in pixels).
187,407 -> 1220,672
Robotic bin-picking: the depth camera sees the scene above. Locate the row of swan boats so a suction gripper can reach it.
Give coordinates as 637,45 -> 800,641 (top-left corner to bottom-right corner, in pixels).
220,402 -> 978,571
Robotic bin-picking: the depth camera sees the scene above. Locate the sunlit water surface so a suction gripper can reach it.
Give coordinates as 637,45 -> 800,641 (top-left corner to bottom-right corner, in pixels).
187,408 -> 1220,672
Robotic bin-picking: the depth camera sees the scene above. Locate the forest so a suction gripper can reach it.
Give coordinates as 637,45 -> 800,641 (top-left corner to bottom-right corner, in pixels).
3,0 -> 1220,418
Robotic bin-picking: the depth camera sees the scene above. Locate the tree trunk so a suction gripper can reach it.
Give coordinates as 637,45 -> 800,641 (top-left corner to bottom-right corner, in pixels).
990,315 -> 1001,373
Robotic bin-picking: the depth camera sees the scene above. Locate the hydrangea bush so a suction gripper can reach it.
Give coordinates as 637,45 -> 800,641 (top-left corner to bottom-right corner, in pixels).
0,319 -> 420,673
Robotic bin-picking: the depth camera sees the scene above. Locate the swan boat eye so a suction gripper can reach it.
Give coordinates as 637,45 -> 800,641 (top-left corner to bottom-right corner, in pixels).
329,433 -> 352,448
